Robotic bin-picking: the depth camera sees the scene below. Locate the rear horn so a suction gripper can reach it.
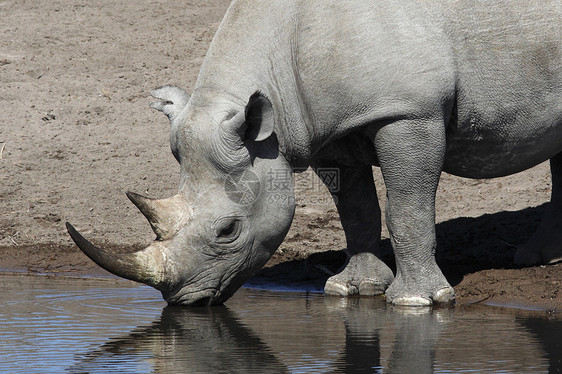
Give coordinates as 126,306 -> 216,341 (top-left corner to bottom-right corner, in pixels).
126,192 -> 190,240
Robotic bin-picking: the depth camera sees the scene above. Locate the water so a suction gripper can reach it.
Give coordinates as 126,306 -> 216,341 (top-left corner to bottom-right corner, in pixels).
0,274 -> 560,373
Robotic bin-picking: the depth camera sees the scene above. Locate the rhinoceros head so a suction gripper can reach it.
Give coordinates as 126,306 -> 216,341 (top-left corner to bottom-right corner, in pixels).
67,85 -> 295,306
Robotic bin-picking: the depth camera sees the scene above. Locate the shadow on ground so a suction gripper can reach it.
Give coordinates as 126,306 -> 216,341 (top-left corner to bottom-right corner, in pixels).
250,204 -> 547,290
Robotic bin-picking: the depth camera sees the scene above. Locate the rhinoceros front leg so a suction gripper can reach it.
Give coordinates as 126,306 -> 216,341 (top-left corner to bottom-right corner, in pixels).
311,162 -> 394,296
370,118 -> 454,306
515,152 -> 562,265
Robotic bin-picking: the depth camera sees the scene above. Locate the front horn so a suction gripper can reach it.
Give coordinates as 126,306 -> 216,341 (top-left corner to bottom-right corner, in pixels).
66,222 -> 167,289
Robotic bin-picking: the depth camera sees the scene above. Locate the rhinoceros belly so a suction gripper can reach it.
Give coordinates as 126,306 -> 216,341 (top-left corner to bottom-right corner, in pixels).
443,113 -> 562,179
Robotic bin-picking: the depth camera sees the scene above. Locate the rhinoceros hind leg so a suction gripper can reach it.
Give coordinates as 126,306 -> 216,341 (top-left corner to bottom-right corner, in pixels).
311,163 -> 394,296
515,152 -> 562,266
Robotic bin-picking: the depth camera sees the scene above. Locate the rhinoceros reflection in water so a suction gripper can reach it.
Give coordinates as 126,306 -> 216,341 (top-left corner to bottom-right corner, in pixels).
70,307 -> 288,373
69,294 -> 560,373
69,299 -> 443,373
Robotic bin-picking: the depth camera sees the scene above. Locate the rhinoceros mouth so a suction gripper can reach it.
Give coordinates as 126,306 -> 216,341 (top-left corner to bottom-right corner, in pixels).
165,288 -> 221,306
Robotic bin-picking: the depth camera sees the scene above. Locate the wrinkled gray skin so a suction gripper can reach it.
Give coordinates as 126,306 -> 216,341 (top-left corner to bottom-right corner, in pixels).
67,0 -> 562,306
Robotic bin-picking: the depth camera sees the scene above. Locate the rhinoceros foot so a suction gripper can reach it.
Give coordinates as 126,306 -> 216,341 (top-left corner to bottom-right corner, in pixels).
388,287 -> 455,307
324,252 -> 394,296
385,266 -> 455,306
514,241 -> 562,267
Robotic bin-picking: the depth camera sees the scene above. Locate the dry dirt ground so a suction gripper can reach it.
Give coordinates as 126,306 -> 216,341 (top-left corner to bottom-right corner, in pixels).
0,0 -> 560,312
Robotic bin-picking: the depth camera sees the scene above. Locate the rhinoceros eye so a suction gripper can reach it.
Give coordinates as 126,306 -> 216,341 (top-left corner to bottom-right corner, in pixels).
214,217 -> 242,244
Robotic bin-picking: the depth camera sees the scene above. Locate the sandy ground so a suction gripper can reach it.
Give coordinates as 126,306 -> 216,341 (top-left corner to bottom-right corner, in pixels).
1,0 -> 560,312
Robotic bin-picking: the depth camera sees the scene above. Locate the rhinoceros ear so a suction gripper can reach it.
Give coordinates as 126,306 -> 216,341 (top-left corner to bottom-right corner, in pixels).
150,85 -> 190,121
243,91 -> 275,142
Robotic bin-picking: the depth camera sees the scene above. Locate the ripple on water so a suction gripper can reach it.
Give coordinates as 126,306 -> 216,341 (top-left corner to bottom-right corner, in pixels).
0,274 -> 559,373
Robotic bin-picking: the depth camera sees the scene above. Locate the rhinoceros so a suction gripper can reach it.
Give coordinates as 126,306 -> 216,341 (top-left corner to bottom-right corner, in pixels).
66,0 -> 561,306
